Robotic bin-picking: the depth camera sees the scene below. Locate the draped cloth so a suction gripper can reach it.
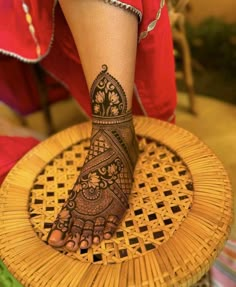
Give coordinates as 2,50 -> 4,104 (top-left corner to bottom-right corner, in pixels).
0,0 -> 176,183
0,137 -> 39,185
0,0 -> 176,120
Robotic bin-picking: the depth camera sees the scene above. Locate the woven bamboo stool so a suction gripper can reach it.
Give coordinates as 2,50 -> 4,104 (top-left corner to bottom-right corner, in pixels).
0,117 -> 232,287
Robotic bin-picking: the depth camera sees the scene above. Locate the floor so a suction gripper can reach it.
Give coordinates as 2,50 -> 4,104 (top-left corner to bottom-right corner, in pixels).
176,92 -> 236,239
1,92 -> 235,239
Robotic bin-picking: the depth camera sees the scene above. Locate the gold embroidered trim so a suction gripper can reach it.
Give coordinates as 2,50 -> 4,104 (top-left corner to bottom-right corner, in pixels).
0,0 -> 57,63
139,0 -> 165,42
104,0 -> 142,22
22,0 -> 41,57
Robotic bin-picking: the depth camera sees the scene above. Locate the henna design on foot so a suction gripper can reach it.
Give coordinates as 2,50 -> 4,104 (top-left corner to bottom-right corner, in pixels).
48,65 -> 139,250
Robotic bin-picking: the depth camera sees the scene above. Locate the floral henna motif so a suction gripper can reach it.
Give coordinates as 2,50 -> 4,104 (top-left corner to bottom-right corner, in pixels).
74,158 -> 124,201
91,65 -> 127,116
48,65 -> 139,250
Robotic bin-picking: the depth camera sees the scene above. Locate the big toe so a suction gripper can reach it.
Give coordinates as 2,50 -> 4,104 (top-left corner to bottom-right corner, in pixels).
48,229 -> 68,247
48,209 -> 72,247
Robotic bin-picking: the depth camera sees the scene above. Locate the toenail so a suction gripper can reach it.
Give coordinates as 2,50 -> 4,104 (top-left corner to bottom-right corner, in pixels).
93,236 -> 100,244
66,241 -> 75,249
80,240 -> 89,249
104,233 -> 112,240
48,230 -> 64,241
48,231 -> 58,241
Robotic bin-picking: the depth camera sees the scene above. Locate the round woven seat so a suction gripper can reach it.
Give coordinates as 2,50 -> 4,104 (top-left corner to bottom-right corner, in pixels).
0,116 -> 232,287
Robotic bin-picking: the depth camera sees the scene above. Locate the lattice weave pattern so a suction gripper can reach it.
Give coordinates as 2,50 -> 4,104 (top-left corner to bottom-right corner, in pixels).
30,137 -> 193,264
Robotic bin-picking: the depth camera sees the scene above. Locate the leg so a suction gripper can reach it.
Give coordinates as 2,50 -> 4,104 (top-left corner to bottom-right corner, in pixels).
48,0 -> 139,251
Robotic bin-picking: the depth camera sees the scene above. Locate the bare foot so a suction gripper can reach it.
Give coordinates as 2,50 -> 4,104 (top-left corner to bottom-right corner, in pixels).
48,65 -> 139,250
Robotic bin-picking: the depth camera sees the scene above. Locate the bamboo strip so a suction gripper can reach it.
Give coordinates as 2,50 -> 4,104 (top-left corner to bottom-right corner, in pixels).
0,116 -> 232,287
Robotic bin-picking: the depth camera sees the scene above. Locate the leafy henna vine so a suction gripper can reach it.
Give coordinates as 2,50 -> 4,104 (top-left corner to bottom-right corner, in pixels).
90,65 -> 127,116
48,65 -> 139,250
74,158 -> 124,200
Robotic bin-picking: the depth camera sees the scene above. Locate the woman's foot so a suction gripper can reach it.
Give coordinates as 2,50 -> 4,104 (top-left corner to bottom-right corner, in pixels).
48,65 -> 139,251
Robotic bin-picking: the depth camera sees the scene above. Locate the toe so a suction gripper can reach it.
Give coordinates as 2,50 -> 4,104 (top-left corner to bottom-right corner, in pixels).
65,217 -> 84,252
47,209 -> 72,247
79,220 -> 94,249
103,215 -> 119,240
93,217 -> 106,244
48,229 -> 68,247
65,233 -> 81,252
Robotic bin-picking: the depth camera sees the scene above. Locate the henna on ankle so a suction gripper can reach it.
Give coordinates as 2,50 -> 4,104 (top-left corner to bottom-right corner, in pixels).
48,65 -> 139,250
91,64 -> 128,116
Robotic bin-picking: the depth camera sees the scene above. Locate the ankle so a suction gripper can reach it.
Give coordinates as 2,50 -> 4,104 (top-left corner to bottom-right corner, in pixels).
92,110 -> 133,125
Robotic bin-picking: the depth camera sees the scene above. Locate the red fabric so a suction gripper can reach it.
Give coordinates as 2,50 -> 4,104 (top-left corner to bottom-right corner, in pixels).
0,1 -> 54,60
0,55 -> 69,115
0,136 -> 39,185
0,0 -> 176,120
0,0 -> 177,183
136,4 -> 176,119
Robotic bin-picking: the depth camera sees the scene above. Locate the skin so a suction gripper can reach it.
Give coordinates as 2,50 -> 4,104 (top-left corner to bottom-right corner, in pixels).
47,0 -> 139,250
